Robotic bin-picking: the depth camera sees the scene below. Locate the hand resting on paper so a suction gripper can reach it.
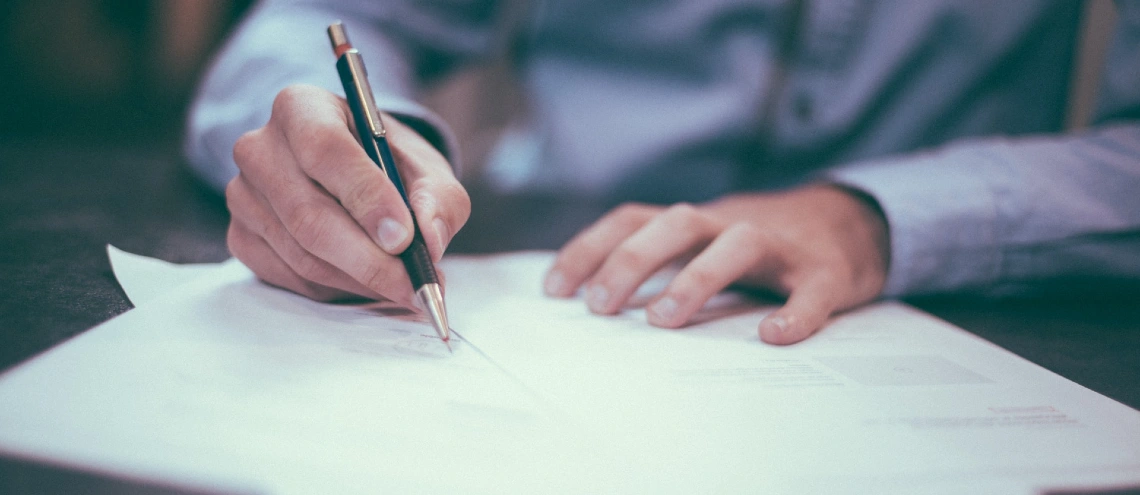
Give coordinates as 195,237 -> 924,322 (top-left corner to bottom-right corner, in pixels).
224,84 -> 470,307
543,185 -> 891,345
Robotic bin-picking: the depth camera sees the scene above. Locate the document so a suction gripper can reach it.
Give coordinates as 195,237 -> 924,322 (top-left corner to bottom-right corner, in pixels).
0,250 -> 617,494
0,249 -> 1137,494
107,245 -> 242,306
441,253 -> 1140,493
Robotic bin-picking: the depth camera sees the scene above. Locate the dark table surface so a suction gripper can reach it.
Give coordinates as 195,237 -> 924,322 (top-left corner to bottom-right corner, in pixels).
2,140 -> 1139,493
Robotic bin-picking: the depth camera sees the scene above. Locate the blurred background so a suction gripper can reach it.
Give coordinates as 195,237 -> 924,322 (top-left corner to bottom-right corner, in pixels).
0,0 -> 519,171
0,1 -> 1116,161
0,5 -> 1138,492
0,0 -> 254,145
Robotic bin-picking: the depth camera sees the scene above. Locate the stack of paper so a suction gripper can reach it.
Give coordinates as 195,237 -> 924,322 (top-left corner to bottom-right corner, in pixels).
0,247 -> 1136,494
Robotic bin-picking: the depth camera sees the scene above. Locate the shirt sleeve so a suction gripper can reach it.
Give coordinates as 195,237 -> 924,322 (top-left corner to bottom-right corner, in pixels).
827,1 -> 1140,298
183,0 -> 502,191
829,125 -> 1140,297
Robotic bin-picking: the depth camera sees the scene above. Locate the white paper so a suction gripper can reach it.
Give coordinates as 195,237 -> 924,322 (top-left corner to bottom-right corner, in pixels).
442,253 -> 1140,493
0,250 -> 1138,494
107,245 -> 243,306
0,254 -> 618,494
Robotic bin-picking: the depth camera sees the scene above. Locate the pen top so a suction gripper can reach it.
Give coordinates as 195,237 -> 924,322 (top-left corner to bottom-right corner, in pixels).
328,21 -> 353,58
328,21 -> 387,137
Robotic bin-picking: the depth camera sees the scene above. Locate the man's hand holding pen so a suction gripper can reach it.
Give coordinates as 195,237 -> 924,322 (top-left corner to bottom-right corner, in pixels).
225,83 -> 470,308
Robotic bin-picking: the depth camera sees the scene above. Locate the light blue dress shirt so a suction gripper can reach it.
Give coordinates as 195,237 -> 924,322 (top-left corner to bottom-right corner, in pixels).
185,0 -> 1140,298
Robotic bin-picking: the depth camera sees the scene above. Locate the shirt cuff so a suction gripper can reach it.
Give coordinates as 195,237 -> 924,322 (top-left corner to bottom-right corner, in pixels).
825,148 -> 1005,297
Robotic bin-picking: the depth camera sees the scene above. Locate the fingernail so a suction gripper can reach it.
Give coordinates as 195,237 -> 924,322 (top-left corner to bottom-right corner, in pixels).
432,217 -> 449,261
586,285 -> 610,312
544,270 -> 566,296
377,218 -> 409,253
762,315 -> 790,334
649,296 -> 677,324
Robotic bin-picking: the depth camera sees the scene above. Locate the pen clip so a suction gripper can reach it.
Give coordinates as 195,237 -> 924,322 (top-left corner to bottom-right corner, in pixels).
346,53 -> 387,138
328,22 -> 387,138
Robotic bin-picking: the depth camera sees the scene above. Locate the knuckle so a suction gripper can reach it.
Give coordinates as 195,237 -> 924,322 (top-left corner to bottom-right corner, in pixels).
339,177 -> 384,214
256,214 -> 284,244
409,180 -> 471,224
407,183 -> 432,205
300,126 -> 348,174
571,235 -> 611,262
272,84 -> 314,116
603,202 -> 654,232
550,247 -> 587,278
735,222 -> 765,239
611,202 -> 649,220
666,202 -> 698,216
662,202 -> 702,230
608,245 -> 650,273
232,131 -> 261,169
440,181 -> 472,223
728,222 -> 767,246
681,266 -> 719,290
226,223 -> 247,259
359,260 -> 398,294
291,252 -> 327,282
286,202 -> 333,248
224,178 -> 242,211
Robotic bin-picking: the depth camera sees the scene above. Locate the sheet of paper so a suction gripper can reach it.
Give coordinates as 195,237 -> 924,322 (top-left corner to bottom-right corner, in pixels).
1,250 -> 1138,494
443,253 -> 1140,493
0,255 -> 620,494
107,245 -> 244,306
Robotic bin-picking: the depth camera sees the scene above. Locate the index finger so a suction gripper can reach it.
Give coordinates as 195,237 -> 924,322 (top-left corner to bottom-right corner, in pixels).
383,116 -> 470,262
544,203 -> 660,298
274,85 -> 416,255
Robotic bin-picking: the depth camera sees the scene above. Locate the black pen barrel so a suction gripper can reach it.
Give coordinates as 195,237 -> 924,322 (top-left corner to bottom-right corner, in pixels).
336,53 -> 439,291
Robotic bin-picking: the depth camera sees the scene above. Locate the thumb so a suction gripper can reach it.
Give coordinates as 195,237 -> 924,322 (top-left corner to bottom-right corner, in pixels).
758,274 -> 840,345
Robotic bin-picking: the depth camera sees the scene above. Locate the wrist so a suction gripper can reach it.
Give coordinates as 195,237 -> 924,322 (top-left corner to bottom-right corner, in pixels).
822,183 -> 891,280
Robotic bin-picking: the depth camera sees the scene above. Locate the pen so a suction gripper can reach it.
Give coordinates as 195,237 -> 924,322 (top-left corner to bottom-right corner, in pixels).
327,22 -> 452,351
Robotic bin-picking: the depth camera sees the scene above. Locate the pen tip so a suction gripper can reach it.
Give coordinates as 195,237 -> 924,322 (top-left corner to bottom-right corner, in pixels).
417,283 -> 451,348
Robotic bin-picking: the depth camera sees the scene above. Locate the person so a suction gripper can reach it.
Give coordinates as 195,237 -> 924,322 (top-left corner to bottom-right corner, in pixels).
185,0 -> 1140,345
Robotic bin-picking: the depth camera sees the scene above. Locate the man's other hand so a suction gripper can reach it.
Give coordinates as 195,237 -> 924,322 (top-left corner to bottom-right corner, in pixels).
543,185 -> 890,344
